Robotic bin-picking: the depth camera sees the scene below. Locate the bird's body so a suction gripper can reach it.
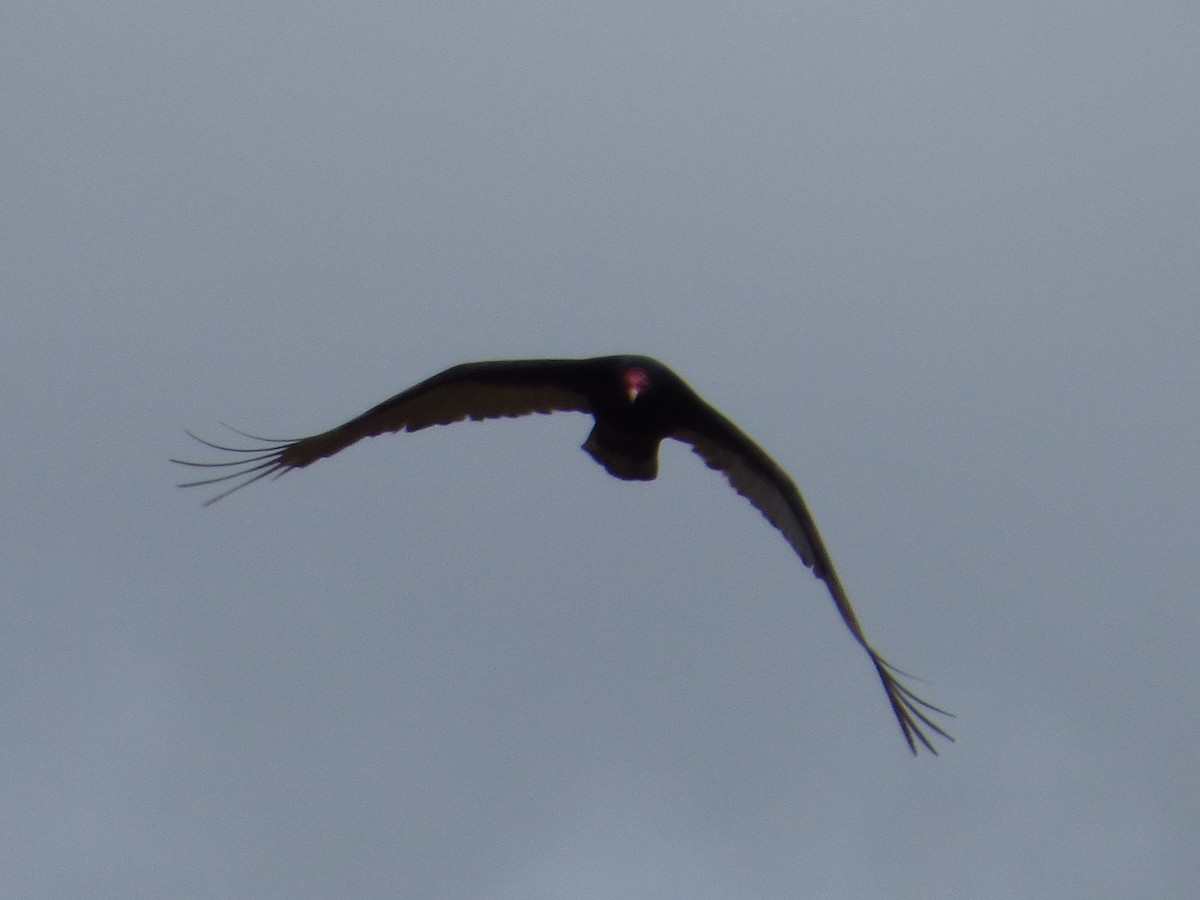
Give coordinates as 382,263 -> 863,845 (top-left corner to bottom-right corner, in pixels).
175,355 -> 952,754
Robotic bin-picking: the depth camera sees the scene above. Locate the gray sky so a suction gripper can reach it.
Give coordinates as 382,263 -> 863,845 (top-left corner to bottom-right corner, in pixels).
4,2 -> 1197,897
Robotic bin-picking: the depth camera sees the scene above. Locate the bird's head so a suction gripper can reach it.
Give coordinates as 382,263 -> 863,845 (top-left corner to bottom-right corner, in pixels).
623,366 -> 651,403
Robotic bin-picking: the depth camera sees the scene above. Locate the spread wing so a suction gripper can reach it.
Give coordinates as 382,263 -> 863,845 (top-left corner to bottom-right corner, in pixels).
173,359 -> 596,505
671,406 -> 954,755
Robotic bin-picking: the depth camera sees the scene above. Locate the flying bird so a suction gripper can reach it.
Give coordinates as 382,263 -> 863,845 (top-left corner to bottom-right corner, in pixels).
175,355 -> 952,754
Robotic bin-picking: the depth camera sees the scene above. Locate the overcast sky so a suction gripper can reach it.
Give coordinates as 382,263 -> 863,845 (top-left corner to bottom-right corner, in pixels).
4,2 -> 1197,897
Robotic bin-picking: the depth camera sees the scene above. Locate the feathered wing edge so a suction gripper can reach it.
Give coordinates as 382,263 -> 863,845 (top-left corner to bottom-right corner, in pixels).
173,359 -> 596,505
171,428 -> 304,506
672,419 -> 954,755
816,564 -> 955,755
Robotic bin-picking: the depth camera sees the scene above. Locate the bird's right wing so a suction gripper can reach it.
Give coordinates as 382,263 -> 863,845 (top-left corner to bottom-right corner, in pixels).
173,358 -> 597,504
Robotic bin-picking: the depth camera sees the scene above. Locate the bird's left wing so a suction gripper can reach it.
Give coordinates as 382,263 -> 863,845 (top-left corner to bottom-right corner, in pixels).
671,407 -> 953,755
174,358 -> 596,505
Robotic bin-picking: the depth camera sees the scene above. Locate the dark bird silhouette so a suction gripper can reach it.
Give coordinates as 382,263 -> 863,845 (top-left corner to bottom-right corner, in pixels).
174,355 -> 953,754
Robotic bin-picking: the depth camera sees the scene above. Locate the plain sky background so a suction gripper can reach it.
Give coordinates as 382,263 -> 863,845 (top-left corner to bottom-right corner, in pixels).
4,2 -> 1197,897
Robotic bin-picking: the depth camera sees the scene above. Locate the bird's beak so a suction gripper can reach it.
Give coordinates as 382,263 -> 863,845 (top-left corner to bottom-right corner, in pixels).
623,367 -> 650,403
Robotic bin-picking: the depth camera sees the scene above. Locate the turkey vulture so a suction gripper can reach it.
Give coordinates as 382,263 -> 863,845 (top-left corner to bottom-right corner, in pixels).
174,355 -> 952,754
